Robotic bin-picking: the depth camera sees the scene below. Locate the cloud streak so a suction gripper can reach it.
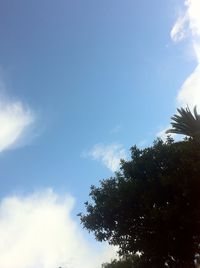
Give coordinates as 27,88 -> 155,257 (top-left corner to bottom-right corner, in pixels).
0,189 -> 116,268
171,0 -> 200,108
86,143 -> 126,172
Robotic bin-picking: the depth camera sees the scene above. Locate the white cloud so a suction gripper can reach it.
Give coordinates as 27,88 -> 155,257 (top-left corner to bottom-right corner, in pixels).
0,189 -> 116,268
86,143 -> 126,172
0,100 -> 34,152
171,0 -> 200,108
0,77 -> 34,152
177,64 -> 200,107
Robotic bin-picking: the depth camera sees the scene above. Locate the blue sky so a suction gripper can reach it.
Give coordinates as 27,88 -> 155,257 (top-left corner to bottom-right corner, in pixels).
0,1 -> 200,267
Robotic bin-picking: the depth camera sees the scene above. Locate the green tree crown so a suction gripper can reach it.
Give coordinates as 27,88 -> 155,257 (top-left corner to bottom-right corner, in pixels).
80,138 -> 200,268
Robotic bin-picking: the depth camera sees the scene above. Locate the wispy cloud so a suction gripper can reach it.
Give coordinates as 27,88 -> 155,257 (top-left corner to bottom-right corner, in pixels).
138,139 -> 148,148
85,143 -> 126,172
171,13 -> 188,42
0,78 -> 34,152
171,0 -> 200,108
0,100 -> 34,152
156,126 -> 177,141
0,189 -> 116,268
110,125 -> 122,135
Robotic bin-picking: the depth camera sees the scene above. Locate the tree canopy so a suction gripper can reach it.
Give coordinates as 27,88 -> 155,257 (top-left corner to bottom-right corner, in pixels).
80,138 -> 200,268
101,255 -> 141,268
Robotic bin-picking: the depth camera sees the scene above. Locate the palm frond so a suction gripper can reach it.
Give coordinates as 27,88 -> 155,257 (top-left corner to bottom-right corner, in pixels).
166,106 -> 200,138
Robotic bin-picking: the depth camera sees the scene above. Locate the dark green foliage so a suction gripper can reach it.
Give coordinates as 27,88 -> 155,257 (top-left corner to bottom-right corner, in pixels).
80,138 -> 200,267
166,106 -> 200,139
102,258 -> 132,268
102,255 -> 142,268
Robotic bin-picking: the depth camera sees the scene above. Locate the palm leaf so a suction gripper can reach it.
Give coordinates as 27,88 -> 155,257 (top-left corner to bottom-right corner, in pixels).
166,106 -> 200,138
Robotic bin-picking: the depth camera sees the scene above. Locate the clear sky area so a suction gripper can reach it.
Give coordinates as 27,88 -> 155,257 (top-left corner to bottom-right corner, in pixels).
0,0 -> 200,267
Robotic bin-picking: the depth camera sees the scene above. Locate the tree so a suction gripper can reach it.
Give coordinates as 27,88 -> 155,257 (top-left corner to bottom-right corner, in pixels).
80,138 -> 200,268
101,255 -> 142,268
166,106 -> 200,139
